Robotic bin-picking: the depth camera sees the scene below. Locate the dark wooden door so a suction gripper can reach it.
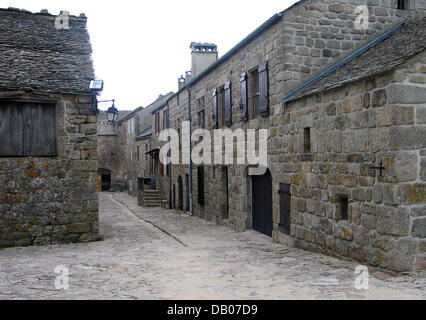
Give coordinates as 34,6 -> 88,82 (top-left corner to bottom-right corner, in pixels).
252,170 -> 273,237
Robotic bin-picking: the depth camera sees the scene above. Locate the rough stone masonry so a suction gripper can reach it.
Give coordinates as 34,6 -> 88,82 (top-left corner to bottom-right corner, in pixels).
0,8 -> 99,247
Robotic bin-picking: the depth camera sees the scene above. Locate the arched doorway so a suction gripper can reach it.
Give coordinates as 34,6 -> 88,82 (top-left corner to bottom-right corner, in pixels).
252,169 -> 273,237
178,176 -> 183,211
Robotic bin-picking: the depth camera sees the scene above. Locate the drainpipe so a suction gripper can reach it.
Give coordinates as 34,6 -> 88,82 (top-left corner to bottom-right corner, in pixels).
187,86 -> 193,216
167,101 -> 172,210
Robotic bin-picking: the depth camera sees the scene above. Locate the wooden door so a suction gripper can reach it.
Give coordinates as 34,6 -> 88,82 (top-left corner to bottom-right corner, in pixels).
252,170 -> 273,237
98,174 -> 102,192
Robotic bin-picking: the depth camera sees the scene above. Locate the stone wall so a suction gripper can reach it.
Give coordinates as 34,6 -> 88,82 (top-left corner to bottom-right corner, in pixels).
0,93 -> 99,247
277,52 -> 426,272
152,1 -> 426,271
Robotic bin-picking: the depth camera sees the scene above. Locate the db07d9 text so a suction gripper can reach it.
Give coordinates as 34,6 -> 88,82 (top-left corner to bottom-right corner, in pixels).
211,305 -> 258,316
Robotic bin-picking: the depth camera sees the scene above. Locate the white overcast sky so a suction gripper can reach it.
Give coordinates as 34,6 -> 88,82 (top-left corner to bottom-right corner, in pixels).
1,0 -> 299,110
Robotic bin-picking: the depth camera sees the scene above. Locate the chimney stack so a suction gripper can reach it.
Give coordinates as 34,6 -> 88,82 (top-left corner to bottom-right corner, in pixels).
178,75 -> 185,90
190,42 -> 218,78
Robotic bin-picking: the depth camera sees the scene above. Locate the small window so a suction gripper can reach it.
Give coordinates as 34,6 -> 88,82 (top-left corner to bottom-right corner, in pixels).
198,110 -> 205,129
397,0 -> 408,10
249,69 -> 260,117
212,166 -> 216,179
137,146 -> 140,161
339,196 -> 349,221
197,96 -> 205,109
303,128 -> 311,154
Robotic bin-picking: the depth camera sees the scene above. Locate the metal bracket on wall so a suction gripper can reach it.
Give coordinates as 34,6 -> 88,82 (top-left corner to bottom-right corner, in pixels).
370,161 -> 386,177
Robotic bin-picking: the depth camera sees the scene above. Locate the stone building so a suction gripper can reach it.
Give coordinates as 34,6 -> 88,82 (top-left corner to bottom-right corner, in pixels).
97,94 -> 174,196
142,1 -> 426,272
0,8 -> 99,247
97,110 -> 132,191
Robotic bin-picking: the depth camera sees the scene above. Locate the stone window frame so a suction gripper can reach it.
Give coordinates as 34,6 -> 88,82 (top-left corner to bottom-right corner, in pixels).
303,127 -> 311,154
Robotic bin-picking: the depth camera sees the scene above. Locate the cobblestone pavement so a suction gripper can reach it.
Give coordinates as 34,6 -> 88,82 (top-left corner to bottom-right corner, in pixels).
0,192 -> 425,300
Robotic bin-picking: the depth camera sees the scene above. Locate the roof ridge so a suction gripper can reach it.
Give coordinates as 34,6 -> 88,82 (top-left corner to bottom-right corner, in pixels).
0,7 -> 87,20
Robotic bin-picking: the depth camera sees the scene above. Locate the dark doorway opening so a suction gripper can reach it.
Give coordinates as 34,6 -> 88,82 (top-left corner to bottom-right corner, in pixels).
178,176 -> 183,211
98,169 -> 111,191
252,169 -> 273,237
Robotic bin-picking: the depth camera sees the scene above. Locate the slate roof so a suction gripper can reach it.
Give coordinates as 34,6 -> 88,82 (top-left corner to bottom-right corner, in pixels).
285,17 -> 426,103
0,8 -> 95,95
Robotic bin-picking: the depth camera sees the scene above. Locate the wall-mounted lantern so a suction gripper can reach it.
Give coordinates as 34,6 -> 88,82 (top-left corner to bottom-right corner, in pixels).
106,100 -> 119,123
98,99 -> 119,124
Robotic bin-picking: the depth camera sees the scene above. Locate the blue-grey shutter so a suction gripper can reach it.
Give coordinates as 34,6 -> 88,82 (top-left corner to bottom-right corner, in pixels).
259,61 -> 269,117
212,89 -> 218,129
224,81 -> 232,127
240,72 -> 248,122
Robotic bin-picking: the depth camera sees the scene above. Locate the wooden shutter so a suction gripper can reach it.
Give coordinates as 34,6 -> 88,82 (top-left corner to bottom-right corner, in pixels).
212,89 -> 219,129
258,61 -> 269,117
279,183 -> 291,235
23,103 -> 56,156
224,81 -> 232,127
0,102 -> 24,156
240,72 -> 249,122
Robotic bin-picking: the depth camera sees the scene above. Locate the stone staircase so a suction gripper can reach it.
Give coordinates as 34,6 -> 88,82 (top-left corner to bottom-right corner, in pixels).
142,190 -> 163,208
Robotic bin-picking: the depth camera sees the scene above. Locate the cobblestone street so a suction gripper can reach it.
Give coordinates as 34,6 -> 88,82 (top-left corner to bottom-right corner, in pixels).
0,192 -> 425,300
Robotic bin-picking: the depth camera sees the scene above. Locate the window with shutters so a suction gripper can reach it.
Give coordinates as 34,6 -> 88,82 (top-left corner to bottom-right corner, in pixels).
249,69 -> 260,118
197,166 -> 205,206
279,184 -> 291,235
0,102 -> 56,157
